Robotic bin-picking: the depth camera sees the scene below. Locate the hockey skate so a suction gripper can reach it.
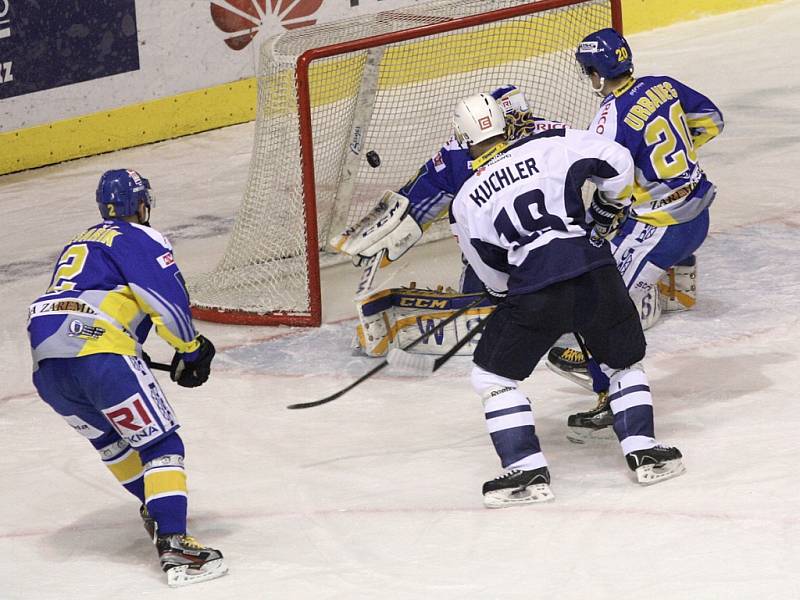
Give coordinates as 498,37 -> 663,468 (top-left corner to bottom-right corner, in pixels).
156,533 -> 228,587
482,467 -> 554,508
566,391 -> 615,444
139,504 -> 156,541
625,445 -> 686,485
545,346 -> 593,391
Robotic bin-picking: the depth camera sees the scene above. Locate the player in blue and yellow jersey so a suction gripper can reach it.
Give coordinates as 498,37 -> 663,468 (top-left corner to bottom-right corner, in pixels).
27,169 -> 227,587
548,28 -> 725,441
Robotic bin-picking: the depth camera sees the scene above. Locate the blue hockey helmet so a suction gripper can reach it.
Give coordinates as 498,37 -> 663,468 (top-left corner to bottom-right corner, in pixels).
96,169 -> 154,219
575,28 -> 633,79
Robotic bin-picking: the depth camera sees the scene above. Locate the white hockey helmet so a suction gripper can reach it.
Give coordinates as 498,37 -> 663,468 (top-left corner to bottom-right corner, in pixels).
453,93 -> 506,147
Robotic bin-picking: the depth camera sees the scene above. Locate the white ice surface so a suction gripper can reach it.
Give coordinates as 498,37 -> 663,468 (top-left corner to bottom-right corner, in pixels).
2,3 -> 800,598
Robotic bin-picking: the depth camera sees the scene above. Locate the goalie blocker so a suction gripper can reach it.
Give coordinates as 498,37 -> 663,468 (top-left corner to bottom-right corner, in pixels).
356,286 -> 495,357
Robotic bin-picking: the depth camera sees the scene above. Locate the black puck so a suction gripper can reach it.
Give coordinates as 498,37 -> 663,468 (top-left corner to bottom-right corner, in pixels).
366,150 -> 381,168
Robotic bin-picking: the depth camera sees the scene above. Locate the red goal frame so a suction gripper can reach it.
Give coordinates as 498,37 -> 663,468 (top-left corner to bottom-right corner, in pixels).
192,0 -> 622,327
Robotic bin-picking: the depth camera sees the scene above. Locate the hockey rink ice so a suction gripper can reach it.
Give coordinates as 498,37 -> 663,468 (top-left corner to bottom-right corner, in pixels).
2,2 -> 799,598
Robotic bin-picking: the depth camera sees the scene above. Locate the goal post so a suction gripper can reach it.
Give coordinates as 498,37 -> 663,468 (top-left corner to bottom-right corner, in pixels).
189,0 -> 622,326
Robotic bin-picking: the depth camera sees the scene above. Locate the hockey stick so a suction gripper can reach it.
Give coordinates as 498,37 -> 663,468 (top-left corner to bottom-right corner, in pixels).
571,332 -> 610,393
287,294 -> 487,409
387,317 -> 488,375
149,361 -> 171,372
349,249 -> 387,351
142,352 -> 171,372
572,332 -> 591,358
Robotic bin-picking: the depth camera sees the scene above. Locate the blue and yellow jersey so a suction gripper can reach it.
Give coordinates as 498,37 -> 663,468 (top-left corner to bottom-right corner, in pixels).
28,220 -> 200,367
589,75 -> 724,226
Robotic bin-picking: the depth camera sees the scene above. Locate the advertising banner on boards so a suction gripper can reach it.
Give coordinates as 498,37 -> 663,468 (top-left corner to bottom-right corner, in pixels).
0,0 -> 140,100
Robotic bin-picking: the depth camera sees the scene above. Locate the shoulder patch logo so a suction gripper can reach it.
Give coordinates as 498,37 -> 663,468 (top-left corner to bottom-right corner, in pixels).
432,152 -> 446,172
157,251 -> 175,269
210,0 -> 324,50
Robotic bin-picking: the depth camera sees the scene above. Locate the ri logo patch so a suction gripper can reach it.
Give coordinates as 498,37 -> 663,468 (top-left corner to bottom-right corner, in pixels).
103,394 -> 164,448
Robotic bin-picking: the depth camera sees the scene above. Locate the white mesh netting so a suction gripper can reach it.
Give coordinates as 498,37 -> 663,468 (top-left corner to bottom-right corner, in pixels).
188,0 -> 614,324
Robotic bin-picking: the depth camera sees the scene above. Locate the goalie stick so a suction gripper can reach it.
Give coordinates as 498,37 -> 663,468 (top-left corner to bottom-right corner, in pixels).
286,293 -> 487,409
348,248 -> 388,351
355,248 -> 387,299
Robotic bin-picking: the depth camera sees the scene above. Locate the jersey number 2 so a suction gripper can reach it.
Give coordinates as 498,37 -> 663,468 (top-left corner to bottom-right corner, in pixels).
46,244 -> 89,293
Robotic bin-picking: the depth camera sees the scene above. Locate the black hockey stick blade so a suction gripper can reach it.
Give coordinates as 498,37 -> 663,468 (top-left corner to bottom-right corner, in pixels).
287,293 -> 488,409
286,360 -> 389,409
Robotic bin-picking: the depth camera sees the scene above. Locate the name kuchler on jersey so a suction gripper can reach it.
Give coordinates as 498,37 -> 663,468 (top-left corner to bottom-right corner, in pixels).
449,129 -> 634,296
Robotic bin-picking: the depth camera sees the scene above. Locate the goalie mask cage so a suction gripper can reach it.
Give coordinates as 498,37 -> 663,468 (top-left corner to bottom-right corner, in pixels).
189,0 -> 621,326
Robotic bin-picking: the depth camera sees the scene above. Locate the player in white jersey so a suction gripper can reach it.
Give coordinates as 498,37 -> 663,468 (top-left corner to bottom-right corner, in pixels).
446,93 -> 684,506
331,85 -> 567,294
547,28 -> 725,442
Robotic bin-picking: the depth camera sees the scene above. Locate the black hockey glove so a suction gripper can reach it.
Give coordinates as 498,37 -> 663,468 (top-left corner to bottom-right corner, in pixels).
588,192 -> 627,248
170,335 -> 215,388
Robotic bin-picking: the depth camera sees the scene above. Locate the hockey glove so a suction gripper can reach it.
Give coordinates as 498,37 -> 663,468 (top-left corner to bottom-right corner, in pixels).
330,191 -> 422,267
588,192 -> 628,248
170,335 -> 215,388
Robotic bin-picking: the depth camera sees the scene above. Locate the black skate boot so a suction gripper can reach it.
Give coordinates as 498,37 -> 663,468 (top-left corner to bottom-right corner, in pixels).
482,467 -> 554,508
156,533 -> 228,587
566,391 -> 614,444
545,346 -> 592,390
625,445 -> 686,485
140,504 -> 156,541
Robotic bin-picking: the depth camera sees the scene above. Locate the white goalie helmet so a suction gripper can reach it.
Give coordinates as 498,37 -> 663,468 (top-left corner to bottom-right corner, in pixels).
453,93 -> 506,147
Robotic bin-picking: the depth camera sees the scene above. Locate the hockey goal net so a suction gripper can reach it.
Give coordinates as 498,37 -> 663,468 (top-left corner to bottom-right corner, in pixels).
189,0 -> 621,326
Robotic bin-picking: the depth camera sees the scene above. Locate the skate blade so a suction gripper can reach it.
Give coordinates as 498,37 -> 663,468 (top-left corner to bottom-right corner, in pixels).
545,361 -> 593,391
483,483 -> 555,508
167,559 -> 229,587
566,426 -> 616,445
634,459 -> 686,485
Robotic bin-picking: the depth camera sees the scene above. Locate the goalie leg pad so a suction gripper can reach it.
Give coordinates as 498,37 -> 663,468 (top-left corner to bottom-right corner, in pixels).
356,286 -> 494,357
658,255 -> 697,312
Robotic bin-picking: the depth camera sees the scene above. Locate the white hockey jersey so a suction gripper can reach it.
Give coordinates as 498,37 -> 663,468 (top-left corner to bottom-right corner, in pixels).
449,129 -> 634,295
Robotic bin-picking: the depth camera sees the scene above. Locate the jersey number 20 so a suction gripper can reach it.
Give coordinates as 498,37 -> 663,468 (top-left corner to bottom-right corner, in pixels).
645,101 -> 698,179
